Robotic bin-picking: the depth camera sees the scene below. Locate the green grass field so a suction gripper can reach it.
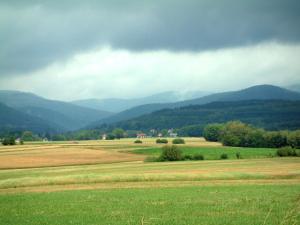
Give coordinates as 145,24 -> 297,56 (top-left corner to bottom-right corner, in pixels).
0,138 -> 299,225
131,146 -> 277,160
1,185 -> 299,225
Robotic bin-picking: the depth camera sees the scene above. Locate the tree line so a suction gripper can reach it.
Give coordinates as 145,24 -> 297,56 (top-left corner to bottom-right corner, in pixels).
203,121 -> 300,149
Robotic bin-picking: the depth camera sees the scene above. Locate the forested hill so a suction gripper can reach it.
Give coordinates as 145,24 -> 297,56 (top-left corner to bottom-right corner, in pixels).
106,100 -> 300,131
91,85 -> 300,126
0,90 -> 113,131
0,103 -> 59,134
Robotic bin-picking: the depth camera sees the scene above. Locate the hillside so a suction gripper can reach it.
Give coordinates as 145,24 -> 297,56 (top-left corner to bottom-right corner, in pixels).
72,91 -> 210,113
0,103 -> 59,134
103,100 -> 300,131
91,85 -> 300,126
0,90 -> 113,131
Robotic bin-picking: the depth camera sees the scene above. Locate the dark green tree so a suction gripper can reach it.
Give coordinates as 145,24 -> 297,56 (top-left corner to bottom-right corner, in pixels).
112,128 -> 125,139
203,123 -> 224,141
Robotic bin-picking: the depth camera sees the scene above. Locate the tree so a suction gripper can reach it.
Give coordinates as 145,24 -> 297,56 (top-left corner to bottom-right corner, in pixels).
242,128 -> 265,147
106,133 -> 115,140
52,134 -> 66,141
220,121 -> 249,146
264,131 -> 288,148
21,131 -> 35,141
21,131 -> 41,141
220,121 -> 263,147
1,136 -> 16,145
112,128 -> 125,139
288,130 -> 300,148
203,123 -> 224,142
178,125 -> 203,137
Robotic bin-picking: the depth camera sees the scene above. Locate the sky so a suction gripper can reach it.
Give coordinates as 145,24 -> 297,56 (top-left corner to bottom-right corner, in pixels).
0,0 -> 300,101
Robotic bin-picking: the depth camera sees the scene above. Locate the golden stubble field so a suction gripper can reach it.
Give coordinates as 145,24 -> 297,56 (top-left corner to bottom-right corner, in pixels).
0,138 -> 299,194
0,138 -> 220,169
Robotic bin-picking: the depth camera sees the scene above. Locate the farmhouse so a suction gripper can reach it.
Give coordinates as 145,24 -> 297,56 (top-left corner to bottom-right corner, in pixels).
169,132 -> 178,138
136,133 -> 146,139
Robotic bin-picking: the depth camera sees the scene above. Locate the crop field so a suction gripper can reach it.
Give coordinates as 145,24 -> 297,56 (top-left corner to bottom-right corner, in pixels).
0,138 -> 299,225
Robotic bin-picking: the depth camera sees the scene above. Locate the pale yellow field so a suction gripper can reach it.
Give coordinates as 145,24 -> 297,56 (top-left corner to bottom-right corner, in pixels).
0,138 -> 299,194
0,138 -> 220,169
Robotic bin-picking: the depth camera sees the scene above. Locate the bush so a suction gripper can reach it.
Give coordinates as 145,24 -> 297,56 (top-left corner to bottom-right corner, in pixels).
172,138 -> 185,144
183,155 -> 193,160
220,153 -> 228,159
236,152 -> 241,159
193,154 -> 204,160
159,145 -> 182,161
277,146 -> 299,157
134,140 -> 143,144
156,139 -> 168,144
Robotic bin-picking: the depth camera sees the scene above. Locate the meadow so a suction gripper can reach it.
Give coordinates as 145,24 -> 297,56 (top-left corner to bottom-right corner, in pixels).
0,138 -> 299,225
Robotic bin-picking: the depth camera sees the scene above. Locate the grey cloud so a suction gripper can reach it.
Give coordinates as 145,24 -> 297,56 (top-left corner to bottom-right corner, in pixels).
0,0 -> 300,75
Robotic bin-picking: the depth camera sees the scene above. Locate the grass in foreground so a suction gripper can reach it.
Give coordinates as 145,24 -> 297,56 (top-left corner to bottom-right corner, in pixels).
0,184 -> 299,225
131,146 -> 277,160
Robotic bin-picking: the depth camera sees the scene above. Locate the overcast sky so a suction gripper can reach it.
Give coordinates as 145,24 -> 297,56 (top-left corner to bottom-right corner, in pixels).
0,0 -> 300,100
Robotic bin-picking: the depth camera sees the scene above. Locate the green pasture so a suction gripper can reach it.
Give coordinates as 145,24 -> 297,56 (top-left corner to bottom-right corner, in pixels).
131,146 -> 277,160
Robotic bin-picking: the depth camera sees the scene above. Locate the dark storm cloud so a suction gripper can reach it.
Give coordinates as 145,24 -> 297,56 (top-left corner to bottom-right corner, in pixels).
1,0 -> 300,75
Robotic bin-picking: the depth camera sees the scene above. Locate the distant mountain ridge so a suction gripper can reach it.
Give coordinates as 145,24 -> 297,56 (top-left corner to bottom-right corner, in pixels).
106,100 -> 300,131
90,84 -> 300,126
0,103 -> 59,134
0,90 -> 113,132
1,84 -> 300,134
72,91 -> 210,113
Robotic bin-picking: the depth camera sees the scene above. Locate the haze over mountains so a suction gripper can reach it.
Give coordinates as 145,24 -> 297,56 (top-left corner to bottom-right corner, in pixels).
72,91 -> 211,113
1,84 -> 300,134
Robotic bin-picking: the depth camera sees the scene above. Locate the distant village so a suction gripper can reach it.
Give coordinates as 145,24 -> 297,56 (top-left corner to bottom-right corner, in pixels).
101,129 -> 178,140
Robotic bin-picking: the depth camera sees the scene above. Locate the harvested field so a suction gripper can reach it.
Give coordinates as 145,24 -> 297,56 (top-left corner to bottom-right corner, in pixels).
0,138 -> 299,225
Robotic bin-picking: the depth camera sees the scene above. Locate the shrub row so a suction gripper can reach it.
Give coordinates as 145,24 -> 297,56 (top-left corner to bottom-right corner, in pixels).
156,138 -> 186,144
145,145 -> 238,162
277,147 -> 300,157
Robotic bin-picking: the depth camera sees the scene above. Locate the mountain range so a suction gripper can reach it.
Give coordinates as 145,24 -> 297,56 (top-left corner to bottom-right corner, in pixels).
1,84 -> 300,134
110,100 -> 300,132
72,91 -> 210,113
90,84 -> 300,126
0,103 -> 58,134
0,90 -> 113,132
